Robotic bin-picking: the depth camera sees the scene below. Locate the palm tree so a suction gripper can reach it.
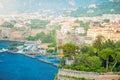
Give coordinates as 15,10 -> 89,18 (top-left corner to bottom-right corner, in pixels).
111,41 -> 120,71
99,48 -> 113,72
111,51 -> 120,71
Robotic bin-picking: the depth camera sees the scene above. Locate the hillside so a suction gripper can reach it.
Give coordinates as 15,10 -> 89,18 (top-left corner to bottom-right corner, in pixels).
70,2 -> 120,17
0,0 -> 108,14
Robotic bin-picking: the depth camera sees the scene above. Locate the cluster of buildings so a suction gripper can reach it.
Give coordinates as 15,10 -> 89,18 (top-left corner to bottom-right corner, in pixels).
56,20 -> 85,43
0,13 -> 51,40
0,13 -> 120,54
56,14 -> 120,53
85,22 -> 120,44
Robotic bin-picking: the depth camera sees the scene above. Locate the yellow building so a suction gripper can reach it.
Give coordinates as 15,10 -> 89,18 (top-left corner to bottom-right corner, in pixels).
85,23 -> 120,44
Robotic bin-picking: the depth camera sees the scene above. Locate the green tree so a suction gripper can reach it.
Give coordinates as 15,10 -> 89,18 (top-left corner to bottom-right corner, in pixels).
87,56 -> 102,70
93,35 -> 105,51
63,43 -> 79,57
80,45 -> 89,53
111,51 -> 120,71
102,39 -> 115,49
60,57 -> 66,66
3,21 -> 14,28
104,19 -> 110,23
73,54 -> 101,71
26,36 -> 37,41
27,19 -> 49,29
99,48 -> 113,72
111,41 -> 120,71
53,24 -> 61,30
80,45 -> 96,56
74,54 -> 89,66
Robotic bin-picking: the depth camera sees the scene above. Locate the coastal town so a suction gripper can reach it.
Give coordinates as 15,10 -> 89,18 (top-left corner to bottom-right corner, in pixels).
0,13 -> 120,54
0,0 -> 120,80
0,13 -> 120,80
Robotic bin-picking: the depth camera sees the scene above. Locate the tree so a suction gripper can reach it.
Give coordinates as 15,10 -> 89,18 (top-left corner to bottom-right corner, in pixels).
26,36 -> 37,41
74,54 -> 89,66
53,24 -> 61,30
104,19 -> 110,23
111,51 -> 120,71
80,45 -> 89,53
75,20 -> 89,30
99,48 -> 113,72
3,21 -> 14,28
73,54 -> 101,71
27,19 -> 49,29
111,41 -> 120,71
80,45 -> 96,56
60,57 -> 66,66
87,56 -> 102,70
26,31 -> 56,43
102,39 -> 115,49
93,35 -> 105,51
62,43 -> 79,57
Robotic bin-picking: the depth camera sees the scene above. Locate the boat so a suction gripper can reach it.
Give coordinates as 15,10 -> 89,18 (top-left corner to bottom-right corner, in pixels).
2,48 -> 8,52
0,48 -> 8,53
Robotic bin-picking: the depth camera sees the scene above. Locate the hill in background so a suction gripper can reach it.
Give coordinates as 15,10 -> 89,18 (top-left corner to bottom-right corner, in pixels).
70,1 -> 120,17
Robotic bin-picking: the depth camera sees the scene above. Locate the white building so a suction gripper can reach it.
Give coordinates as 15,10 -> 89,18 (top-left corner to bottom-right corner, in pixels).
61,25 -> 72,34
75,27 -> 86,34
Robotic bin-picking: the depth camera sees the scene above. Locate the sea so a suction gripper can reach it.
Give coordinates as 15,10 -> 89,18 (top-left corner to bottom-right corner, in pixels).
0,40 -> 58,80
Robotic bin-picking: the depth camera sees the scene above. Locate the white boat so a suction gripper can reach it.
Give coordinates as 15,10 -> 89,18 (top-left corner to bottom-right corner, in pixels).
0,48 -> 8,52
2,48 -> 8,52
17,50 -> 24,54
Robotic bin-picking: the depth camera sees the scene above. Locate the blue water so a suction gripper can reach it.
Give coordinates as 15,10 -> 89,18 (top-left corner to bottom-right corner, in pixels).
0,40 -> 13,48
0,41 -> 58,80
35,55 -> 61,66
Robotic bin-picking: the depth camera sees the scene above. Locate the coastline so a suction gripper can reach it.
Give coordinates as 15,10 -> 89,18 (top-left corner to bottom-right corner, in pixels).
0,39 -> 36,43
22,53 -> 59,67
0,51 -> 58,80
0,40 -> 59,67
5,50 -> 59,68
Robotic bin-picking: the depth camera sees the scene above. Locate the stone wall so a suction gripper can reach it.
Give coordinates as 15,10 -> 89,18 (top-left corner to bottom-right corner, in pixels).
57,69 -> 120,80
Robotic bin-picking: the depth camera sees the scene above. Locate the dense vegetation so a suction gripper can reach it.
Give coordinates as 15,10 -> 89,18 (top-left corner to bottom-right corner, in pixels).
27,19 -> 50,29
71,2 -> 120,17
75,20 -> 89,31
2,21 -> 14,28
26,30 -> 56,43
60,35 -> 120,73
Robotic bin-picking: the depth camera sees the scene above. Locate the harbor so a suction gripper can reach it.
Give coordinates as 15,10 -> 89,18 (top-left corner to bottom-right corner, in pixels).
0,40 -> 61,67
0,40 -> 60,80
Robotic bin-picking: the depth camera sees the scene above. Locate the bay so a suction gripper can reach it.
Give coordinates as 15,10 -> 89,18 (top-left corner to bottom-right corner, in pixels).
0,41 -> 58,80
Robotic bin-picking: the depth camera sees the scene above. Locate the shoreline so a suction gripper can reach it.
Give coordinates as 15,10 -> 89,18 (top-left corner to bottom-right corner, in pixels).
0,39 -> 26,42
5,50 -> 59,68
0,51 -> 58,80
38,59 -> 58,67
0,39 -> 36,43
23,53 -> 58,67
0,40 -> 59,67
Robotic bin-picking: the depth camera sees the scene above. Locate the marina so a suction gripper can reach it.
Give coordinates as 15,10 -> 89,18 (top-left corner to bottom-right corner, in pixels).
0,40 -> 59,80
